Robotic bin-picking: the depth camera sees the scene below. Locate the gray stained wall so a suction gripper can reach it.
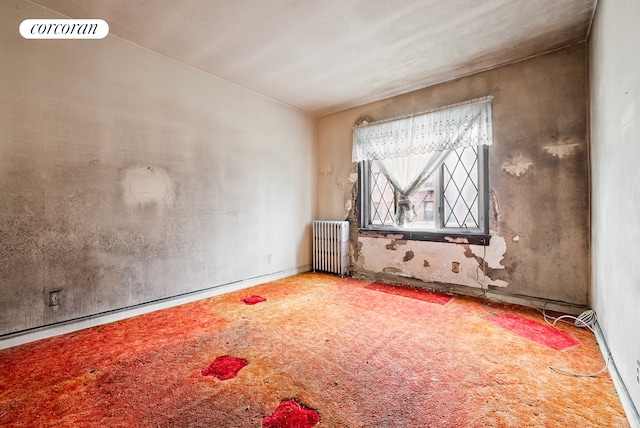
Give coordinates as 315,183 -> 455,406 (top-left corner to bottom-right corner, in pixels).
0,0 -> 315,336
317,43 -> 589,307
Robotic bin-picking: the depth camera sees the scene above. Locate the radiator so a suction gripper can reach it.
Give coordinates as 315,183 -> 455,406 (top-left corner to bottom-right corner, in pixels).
312,220 -> 349,276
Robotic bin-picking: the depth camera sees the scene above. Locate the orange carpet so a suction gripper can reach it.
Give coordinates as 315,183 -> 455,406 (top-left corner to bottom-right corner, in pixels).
0,273 -> 629,427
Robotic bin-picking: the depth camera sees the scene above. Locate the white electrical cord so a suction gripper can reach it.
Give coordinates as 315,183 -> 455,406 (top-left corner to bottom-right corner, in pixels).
540,305 -> 608,377
474,246 -> 606,377
573,309 -> 597,328
475,244 -> 506,315
548,358 -> 610,377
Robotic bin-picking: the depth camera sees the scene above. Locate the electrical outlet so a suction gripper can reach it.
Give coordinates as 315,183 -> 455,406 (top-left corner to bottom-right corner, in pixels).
49,290 -> 61,307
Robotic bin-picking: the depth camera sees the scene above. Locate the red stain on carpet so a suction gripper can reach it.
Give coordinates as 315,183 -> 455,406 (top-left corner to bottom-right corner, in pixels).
242,295 -> 267,305
365,282 -> 452,305
201,356 -> 248,380
262,400 -> 319,428
485,313 -> 580,350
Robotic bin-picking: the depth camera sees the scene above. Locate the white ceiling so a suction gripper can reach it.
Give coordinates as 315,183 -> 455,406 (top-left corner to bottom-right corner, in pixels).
32,0 -> 596,116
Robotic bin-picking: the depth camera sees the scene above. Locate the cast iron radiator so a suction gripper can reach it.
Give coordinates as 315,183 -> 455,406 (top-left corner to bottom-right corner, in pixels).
312,220 -> 349,276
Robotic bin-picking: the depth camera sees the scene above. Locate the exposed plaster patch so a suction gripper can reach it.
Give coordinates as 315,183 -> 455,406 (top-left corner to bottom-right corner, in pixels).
357,235 -> 509,289
502,152 -> 533,177
512,235 -> 520,242
122,166 -> 175,209
462,244 -> 508,286
470,235 -> 507,269
445,236 -> 469,244
386,239 -> 407,250
359,230 -> 403,240
403,251 -> 414,262
353,240 -> 363,262
486,278 -> 508,287
489,188 -> 500,222
543,142 -> 580,158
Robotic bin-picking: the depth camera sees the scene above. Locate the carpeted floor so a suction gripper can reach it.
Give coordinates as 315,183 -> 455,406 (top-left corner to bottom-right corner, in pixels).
0,273 -> 630,427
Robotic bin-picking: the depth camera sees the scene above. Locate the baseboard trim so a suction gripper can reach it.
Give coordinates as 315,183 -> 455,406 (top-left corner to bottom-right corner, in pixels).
0,265 -> 312,350
593,322 -> 640,428
351,269 -> 590,315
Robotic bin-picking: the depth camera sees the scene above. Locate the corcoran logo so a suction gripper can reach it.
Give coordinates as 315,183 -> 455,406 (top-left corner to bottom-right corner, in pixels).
20,19 -> 109,39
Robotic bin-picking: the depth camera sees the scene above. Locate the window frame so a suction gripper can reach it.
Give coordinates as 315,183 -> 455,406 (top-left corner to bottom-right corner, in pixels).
358,145 -> 491,246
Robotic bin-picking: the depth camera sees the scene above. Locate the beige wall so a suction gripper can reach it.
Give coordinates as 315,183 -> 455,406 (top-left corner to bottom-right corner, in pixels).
590,0 -> 640,420
0,0 -> 314,336
317,44 -> 589,308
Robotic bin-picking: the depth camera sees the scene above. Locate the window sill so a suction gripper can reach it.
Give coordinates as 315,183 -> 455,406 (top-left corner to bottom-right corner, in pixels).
359,228 -> 491,246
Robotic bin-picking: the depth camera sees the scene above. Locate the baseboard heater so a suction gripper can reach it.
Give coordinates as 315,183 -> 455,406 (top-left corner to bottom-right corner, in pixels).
312,220 -> 349,276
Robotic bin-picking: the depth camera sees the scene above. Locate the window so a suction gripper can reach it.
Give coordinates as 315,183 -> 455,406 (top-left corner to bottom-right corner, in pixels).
361,145 -> 488,232
353,97 -> 492,244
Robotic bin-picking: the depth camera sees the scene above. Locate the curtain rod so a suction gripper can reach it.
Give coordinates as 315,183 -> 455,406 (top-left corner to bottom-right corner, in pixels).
353,95 -> 493,129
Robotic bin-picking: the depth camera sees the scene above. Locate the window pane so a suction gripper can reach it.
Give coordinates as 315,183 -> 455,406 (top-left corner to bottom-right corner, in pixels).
409,178 -> 435,228
443,146 -> 480,229
363,145 -> 483,233
369,162 -> 395,226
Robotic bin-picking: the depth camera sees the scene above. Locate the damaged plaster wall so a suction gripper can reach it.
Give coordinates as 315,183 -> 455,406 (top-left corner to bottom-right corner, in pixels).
317,44 -> 589,306
358,235 -> 508,289
0,0 -> 314,336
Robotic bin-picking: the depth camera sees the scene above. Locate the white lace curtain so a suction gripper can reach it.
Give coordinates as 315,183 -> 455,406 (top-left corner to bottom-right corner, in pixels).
352,97 -> 493,162
352,97 -> 493,226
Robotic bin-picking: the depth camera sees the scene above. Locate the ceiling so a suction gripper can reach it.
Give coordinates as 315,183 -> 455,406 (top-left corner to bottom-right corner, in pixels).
32,0 -> 596,116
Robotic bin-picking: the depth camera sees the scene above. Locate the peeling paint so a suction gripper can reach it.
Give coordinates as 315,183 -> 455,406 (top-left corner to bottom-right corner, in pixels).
489,188 -> 500,222
502,152 -> 533,177
356,235 -> 509,289
543,142 -> 580,158
462,241 -> 509,287
346,184 -> 361,264
359,230 -> 404,240
386,239 -> 407,250
445,236 -> 469,244
451,261 -> 460,273
351,241 -> 363,263
470,235 -> 507,269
